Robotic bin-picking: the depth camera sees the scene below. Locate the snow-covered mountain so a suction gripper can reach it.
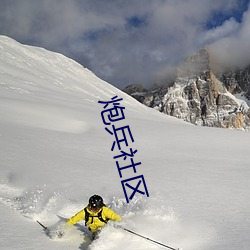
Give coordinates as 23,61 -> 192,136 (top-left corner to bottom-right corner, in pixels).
0,36 -> 250,250
217,65 -> 250,100
124,49 -> 250,130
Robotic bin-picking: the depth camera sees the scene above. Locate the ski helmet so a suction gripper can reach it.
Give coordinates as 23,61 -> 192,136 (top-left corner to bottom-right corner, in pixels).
89,195 -> 104,210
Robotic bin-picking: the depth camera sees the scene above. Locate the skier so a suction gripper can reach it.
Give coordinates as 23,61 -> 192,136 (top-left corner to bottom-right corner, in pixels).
66,194 -> 121,239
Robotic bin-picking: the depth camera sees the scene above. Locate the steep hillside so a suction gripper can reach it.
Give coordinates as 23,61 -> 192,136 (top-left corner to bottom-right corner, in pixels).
0,36 -> 250,250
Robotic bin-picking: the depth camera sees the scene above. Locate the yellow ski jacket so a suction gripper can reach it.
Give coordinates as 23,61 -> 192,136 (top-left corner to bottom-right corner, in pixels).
67,206 -> 121,233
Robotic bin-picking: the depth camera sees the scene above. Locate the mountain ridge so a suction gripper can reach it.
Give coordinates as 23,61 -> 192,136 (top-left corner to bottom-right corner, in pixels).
123,49 -> 250,130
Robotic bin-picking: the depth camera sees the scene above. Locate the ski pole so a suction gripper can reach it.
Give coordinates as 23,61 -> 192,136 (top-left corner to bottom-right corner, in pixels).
122,227 -> 180,250
37,220 -> 48,231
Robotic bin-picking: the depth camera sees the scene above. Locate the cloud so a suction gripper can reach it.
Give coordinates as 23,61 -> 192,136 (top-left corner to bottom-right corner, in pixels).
209,4 -> 250,69
200,18 -> 240,45
0,0 -> 249,89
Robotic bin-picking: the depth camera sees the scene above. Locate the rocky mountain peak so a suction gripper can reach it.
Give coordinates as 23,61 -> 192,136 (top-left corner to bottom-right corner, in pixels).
123,49 -> 250,130
177,49 -> 210,78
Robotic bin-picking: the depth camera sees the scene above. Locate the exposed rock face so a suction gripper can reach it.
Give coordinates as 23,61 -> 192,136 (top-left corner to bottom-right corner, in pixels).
123,49 -> 250,130
123,84 -> 147,103
217,66 -> 250,99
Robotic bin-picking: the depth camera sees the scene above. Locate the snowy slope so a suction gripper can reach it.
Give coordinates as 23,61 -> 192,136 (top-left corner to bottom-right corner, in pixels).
0,36 -> 250,250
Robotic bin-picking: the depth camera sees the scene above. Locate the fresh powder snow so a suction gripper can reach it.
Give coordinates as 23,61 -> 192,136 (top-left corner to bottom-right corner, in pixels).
0,36 -> 249,250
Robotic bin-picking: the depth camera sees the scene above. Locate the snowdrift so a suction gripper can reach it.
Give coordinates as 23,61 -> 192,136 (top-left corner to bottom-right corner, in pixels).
0,36 -> 250,250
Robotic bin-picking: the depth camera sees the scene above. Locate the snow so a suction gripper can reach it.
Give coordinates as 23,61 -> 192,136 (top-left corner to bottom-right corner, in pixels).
0,35 -> 250,250
234,93 -> 250,107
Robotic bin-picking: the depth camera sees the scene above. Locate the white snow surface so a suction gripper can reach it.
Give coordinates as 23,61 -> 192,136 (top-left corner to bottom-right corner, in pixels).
0,35 -> 250,250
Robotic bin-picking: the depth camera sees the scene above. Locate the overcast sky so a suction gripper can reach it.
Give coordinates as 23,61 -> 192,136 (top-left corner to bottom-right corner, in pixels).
0,0 -> 249,89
